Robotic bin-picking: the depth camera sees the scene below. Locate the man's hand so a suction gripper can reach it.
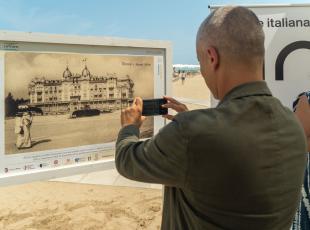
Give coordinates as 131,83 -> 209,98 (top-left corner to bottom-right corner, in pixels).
161,96 -> 188,120
121,97 -> 145,128
295,95 -> 310,152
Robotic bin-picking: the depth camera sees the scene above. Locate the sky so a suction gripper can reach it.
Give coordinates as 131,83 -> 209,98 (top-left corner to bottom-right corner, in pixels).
0,0 -> 309,64
5,52 -> 154,98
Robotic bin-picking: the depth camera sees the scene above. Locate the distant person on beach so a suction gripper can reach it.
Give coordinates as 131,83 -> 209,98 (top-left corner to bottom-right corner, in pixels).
181,71 -> 186,84
172,67 -> 178,79
15,111 -> 33,149
116,6 -> 307,230
177,69 -> 181,78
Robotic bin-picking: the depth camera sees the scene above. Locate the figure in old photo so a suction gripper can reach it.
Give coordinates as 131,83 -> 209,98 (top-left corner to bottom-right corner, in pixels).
15,112 -> 33,149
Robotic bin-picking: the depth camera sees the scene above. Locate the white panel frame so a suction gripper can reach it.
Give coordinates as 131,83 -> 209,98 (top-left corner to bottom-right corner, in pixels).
0,31 -> 172,186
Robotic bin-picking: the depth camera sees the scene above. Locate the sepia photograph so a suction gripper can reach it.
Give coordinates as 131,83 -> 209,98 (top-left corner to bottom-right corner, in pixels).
4,52 -> 154,155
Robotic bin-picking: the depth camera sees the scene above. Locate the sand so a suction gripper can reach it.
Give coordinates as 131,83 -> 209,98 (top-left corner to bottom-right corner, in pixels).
172,73 -> 210,101
172,74 -> 211,110
0,182 -> 162,230
0,75 -> 209,229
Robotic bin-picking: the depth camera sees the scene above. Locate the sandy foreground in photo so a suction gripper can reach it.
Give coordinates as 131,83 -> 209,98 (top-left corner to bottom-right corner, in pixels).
0,75 -> 209,229
0,182 -> 162,230
5,112 -> 153,155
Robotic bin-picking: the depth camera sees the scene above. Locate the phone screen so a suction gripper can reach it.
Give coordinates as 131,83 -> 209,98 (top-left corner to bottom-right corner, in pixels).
142,99 -> 168,116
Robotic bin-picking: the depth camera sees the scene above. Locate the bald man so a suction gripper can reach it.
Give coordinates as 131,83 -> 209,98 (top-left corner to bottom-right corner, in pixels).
116,6 -> 307,230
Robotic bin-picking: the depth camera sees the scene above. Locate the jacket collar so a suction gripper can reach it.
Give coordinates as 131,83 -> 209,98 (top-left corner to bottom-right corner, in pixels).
217,81 -> 272,107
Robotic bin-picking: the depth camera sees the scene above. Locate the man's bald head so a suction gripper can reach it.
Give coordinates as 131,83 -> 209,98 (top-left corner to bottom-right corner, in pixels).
197,6 -> 264,64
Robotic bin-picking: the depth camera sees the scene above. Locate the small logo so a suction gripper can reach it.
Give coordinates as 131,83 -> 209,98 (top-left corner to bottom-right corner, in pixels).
24,165 -> 35,170
39,163 -> 48,168
0,42 -> 19,51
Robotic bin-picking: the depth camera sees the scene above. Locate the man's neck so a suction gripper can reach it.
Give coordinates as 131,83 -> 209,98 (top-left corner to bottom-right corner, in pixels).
217,64 -> 263,100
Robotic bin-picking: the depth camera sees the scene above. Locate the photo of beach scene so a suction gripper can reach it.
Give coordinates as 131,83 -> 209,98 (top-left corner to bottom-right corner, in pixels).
4,52 -> 154,155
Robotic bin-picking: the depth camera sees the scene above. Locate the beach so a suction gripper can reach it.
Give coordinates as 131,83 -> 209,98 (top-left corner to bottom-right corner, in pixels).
172,73 -> 211,110
0,181 -> 162,230
172,73 -> 210,101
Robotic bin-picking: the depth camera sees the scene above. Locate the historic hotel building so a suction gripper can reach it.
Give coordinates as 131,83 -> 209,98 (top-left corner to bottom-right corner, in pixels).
28,65 -> 134,115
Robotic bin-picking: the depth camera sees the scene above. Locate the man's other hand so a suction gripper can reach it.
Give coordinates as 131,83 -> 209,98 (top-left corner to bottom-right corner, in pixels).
295,95 -> 310,152
162,96 -> 188,120
121,97 -> 145,128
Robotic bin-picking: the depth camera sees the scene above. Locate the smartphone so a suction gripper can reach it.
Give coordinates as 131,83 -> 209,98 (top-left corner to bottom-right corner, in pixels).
293,91 -> 310,111
142,98 -> 168,116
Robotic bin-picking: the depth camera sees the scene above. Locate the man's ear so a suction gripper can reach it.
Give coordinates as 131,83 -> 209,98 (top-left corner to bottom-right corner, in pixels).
206,46 -> 219,70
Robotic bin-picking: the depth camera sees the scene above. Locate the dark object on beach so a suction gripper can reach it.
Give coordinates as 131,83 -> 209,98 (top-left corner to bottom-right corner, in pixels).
17,106 -> 43,116
70,109 -> 101,118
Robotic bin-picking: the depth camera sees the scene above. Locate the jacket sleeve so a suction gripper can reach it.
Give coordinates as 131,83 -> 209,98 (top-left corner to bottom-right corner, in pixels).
115,117 -> 188,187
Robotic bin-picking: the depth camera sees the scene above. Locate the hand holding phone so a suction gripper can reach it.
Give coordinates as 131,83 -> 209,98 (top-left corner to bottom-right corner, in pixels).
121,97 -> 145,128
161,96 -> 189,120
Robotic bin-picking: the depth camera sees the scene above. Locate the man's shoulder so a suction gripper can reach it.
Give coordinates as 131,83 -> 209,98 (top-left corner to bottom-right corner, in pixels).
173,108 -> 221,132
175,108 -> 218,121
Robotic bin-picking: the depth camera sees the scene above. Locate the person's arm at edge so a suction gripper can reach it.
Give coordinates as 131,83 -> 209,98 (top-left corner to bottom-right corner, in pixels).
294,95 -> 310,152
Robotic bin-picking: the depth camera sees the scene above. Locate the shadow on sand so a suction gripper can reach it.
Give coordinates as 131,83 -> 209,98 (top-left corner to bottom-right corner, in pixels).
31,139 -> 52,148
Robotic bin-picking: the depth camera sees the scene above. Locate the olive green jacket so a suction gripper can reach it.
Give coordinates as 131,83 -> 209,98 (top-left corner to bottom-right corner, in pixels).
116,81 -> 307,230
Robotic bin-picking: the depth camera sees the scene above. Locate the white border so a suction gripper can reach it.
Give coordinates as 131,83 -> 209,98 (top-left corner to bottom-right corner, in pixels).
209,3 -> 310,10
1,157 -> 115,186
0,30 -> 172,49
